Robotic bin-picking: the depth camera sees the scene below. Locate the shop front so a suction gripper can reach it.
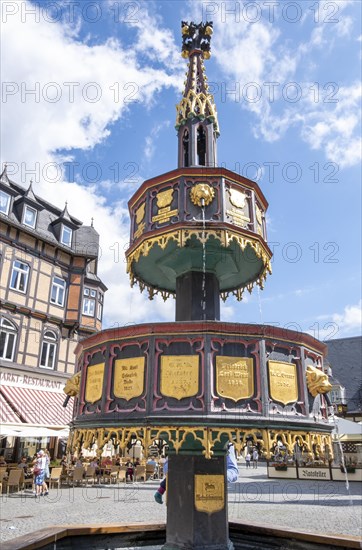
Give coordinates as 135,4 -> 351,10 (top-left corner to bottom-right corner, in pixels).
0,367 -> 72,462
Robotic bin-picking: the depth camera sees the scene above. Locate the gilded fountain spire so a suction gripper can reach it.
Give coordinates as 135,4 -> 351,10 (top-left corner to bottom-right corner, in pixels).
176,21 -> 219,168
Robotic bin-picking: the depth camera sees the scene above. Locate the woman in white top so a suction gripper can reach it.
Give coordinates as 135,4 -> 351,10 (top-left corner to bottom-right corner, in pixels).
34,450 -> 48,497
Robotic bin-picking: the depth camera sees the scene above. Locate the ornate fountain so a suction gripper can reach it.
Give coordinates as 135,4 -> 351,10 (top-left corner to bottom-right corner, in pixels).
66,21 -> 333,550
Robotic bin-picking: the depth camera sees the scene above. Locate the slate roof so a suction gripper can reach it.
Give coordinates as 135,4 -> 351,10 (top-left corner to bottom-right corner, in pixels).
325,336 -> 362,413
0,168 -> 100,258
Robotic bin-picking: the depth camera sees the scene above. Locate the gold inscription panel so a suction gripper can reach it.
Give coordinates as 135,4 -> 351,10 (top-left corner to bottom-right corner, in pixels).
160,355 -> 199,400
114,357 -> 145,400
268,360 -> 298,405
216,357 -> 254,401
85,363 -> 105,404
194,475 -> 225,514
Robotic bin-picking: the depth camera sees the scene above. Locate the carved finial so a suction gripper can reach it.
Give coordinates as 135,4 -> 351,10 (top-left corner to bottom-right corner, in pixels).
91,217 -> 94,227
0,163 -> 10,185
181,21 -> 213,59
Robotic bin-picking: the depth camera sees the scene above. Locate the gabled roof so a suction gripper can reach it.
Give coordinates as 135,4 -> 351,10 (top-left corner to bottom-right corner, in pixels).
325,336 -> 362,412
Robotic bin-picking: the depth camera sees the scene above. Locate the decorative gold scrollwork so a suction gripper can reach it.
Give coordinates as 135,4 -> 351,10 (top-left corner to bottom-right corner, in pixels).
67,426 -> 333,462
126,228 -> 272,302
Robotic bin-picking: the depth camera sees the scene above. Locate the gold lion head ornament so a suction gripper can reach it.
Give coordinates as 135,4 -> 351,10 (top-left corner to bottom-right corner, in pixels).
190,183 -> 215,207
306,365 -> 332,397
63,371 -> 81,398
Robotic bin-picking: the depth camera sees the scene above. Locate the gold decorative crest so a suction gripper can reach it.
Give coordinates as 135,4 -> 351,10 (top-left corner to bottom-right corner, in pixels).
229,188 -> 246,209
114,357 -> 145,400
268,361 -> 298,405
156,189 -> 174,209
306,365 -> 332,397
194,475 -> 225,514
85,363 -> 105,404
135,203 -> 145,225
190,183 -> 215,207
255,205 -> 263,225
216,357 -> 254,401
160,355 -> 199,399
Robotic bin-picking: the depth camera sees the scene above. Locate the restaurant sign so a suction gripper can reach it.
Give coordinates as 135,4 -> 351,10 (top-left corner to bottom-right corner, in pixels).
0,368 -> 64,392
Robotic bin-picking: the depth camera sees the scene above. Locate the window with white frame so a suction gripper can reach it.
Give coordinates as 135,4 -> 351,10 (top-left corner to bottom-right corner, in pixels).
0,317 -> 17,361
0,190 -> 10,215
40,330 -> 57,369
50,276 -> 66,306
97,291 -> 104,321
23,205 -> 37,228
83,287 -> 95,316
60,225 -> 72,247
10,260 -> 30,293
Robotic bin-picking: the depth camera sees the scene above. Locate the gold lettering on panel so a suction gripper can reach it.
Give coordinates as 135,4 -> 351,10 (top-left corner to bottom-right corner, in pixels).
85,363 -> 104,404
114,357 -> 145,400
160,355 -> 199,400
216,357 -> 254,401
268,360 -> 298,405
194,475 -> 225,514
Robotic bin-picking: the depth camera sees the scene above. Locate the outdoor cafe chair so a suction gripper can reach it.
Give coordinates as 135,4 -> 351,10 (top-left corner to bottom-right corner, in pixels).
5,469 -> 22,495
102,466 -> 119,484
70,467 -> 84,487
84,466 -> 98,486
19,469 -> 33,491
146,464 -> 156,480
49,467 -> 63,489
118,469 -> 126,483
134,465 -> 146,482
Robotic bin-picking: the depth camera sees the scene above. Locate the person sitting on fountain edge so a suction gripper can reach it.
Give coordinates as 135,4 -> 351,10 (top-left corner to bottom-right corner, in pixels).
154,443 -> 238,504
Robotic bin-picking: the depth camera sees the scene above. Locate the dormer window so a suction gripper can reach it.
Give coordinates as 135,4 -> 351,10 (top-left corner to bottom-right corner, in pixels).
0,190 -> 11,215
23,205 -> 37,228
61,225 -> 72,247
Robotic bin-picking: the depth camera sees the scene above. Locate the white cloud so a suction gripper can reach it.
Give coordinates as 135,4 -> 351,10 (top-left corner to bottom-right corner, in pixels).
144,121 -> 170,161
187,0 -> 361,168
1,0 -> 183,327
310,300 -> 362,339
332,300 -> 362,333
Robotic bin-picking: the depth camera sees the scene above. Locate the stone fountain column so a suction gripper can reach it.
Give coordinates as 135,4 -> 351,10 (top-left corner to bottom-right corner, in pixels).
164,452 -> 232,550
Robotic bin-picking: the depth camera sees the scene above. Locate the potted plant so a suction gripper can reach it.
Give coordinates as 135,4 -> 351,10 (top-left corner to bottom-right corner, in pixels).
340,464 -> 356,474
272,462 -> 288,471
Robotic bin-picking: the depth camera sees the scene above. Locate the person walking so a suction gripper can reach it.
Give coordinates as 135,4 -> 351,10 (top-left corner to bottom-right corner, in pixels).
154,456 -> 168,504
252,448 -> 259,469
245,450 -> 251,468
43,450 -> 50,493
33,450 -> 48,497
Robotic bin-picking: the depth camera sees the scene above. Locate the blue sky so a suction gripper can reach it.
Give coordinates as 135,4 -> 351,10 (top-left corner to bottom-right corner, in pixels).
1,0 -> 361,340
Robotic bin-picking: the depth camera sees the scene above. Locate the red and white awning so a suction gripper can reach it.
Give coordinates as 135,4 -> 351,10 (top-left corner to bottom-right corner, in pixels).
0,385 -> 73,426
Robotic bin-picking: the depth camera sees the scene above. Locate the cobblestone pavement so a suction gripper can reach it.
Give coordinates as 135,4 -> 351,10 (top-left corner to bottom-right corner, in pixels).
1,464 -> 361,544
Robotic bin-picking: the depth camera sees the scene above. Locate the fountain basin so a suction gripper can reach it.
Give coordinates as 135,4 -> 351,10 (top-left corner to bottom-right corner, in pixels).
2,522 -> 359,550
